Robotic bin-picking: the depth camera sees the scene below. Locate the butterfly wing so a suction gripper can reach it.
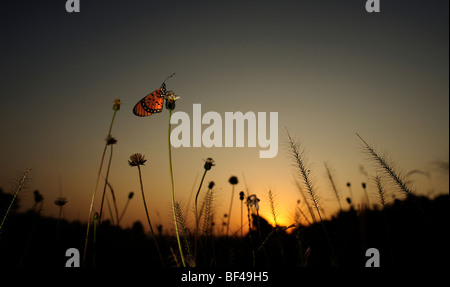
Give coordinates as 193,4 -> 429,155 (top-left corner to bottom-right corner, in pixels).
133,88 -> 165,117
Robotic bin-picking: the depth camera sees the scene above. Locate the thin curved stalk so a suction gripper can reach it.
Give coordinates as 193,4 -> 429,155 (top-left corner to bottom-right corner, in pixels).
169,109 -> 186,267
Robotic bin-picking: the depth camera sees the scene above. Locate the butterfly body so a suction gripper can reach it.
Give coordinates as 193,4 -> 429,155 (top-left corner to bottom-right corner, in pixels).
133,83 -> 167,117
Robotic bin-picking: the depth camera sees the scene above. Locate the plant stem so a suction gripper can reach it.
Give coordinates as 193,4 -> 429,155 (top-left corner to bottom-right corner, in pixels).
0,169 -> 30,234
168,109 -> 186,267
137,165 -> 165,266
83,109 -> 117,265
99,144 -> 114,222
226,185 -> 235,237
194,169 -> 207,265
241,200 -> 244,238
118,198 -> 131,225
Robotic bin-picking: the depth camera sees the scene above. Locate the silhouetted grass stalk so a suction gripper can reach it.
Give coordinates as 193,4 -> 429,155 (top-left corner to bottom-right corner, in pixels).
83,99 -> 120,265
286,129 -> 337,265
0,168 -> 30,234
268,190 -> 278,227
105,180 -> 119,225
118,192 -> 134,225
226,176 -> 238,237
324,162 -> 342,212
136,162 -> 165,266
356,133 -> 414,197
194,168 -> 207,264
99,137 -> 116,222
374,175 -> 387,209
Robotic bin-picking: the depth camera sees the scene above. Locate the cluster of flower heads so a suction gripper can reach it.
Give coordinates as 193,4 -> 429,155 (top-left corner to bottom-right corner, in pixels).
246,194 -> 260,211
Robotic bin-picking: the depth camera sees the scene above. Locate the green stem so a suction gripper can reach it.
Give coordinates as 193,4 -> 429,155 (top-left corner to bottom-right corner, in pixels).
169,109 -> 186,267
0,169 -> 30,234
83,109 -> 117,265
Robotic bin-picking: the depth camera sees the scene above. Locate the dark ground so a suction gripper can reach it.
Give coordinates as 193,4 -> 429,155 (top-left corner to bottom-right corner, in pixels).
0,188 -> 448,269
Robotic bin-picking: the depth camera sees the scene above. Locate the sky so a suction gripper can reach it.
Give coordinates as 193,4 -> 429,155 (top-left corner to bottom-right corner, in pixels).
0,0 -> 448,234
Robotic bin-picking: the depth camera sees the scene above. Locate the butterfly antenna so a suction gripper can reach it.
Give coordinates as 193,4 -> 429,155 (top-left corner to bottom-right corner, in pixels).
163,73 -> 176,84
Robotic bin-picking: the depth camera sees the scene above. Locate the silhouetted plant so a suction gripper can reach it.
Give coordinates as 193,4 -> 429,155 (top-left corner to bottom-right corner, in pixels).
118,191 -> 134,225
99,135 -> 118,223
0,169 -> 30,234
129,153 -> 164,266
84,98 -> 121,265
226,176 -> 239,237
194,158 -> 215,264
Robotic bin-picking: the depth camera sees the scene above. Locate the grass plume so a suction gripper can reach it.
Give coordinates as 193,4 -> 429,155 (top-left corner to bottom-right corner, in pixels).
324,162 -> 342,212
174,201 -> 193,266
286,129 -> 337,265
267,190 -> 279,227
356,133 -> 414,197
374,175 -> 387,210
0,168 -> 31,234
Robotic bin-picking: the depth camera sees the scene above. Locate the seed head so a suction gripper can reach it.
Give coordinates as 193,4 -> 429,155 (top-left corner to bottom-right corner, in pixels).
128,192 -> 134,199
246,194 -> 260,211
203,157 -> 215,170
128,153 -> 147,167
113,98 -> 122,111
208,181 -> 215,189
228,176 -> 238,185
34,190 -> 43,204
107,135 -> 117,145
54,197 -> 68,207
165,91 -> 180,110
239,191 -> 245,201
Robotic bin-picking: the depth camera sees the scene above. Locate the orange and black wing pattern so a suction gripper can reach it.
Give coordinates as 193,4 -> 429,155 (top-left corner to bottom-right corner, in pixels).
133,87 -> 165,117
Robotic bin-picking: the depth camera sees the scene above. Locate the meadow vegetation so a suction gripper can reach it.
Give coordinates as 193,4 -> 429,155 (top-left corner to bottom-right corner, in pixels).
0,97 -> 448,268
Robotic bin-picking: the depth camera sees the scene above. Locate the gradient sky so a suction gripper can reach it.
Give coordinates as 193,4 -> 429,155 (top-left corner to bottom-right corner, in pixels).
1,0 -> 448,234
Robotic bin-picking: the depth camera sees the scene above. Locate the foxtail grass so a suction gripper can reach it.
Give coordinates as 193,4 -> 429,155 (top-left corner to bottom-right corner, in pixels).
286,129 -> 337,266
374,175 -> 387,210
324,162 -> 342,212
0,168 -> 30,235
294,177 -> 316,223
194,159 -> 214,265
174,201 -> 194,266
267,190 -> 279,227
356,133 -> 414,197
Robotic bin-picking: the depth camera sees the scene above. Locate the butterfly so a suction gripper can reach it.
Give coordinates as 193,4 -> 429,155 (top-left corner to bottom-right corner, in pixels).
132,73 -> 175,117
